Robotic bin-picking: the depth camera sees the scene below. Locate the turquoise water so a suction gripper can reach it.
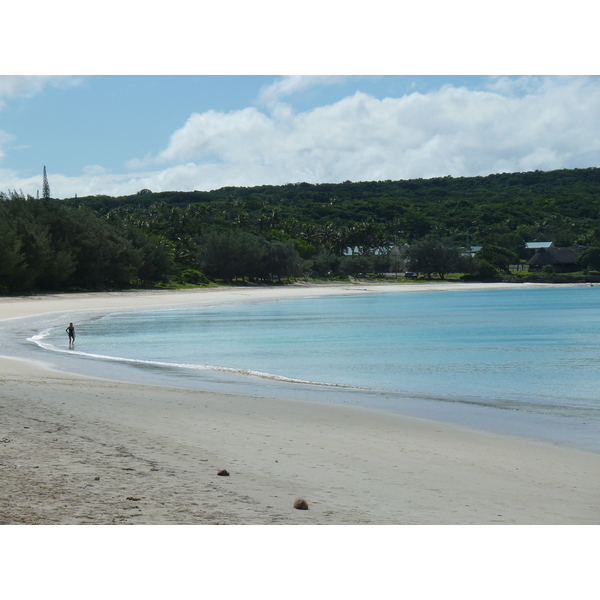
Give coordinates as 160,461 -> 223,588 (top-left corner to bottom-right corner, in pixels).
21,285 -> 600,450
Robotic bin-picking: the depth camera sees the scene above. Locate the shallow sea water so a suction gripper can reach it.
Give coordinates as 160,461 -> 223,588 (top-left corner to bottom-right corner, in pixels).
6,285 -> 600,452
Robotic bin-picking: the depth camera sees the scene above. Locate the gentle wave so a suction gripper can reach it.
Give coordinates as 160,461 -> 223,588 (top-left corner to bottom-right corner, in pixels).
26,320 -> 600,421
28,322 -> 599,411
28,332 -> 372,391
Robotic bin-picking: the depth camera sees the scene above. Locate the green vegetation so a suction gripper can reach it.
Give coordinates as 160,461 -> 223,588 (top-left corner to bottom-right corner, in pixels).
405,234 -> 468,280
576,247 -> 600,271
0,191 -> 176,293
63,167 -> 600,249
2,167 -> 600,292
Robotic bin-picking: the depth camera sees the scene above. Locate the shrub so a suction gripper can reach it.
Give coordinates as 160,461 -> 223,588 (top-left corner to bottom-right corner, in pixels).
310,248 -> 340,277
180,269 -> 210,285
576,247 -> 600,271
476,259 -> 499,280
339,254 -> 374,275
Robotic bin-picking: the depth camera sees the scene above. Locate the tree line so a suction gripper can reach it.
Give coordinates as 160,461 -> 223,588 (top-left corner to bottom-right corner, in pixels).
65,167 -> 600,250
0,191 -> 494,291
0,192 -> 314,292
3,167 -> 600,292
0,191 -> 175,292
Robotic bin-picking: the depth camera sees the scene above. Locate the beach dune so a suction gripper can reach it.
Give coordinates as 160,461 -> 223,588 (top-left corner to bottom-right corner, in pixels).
1,284 -> 599,524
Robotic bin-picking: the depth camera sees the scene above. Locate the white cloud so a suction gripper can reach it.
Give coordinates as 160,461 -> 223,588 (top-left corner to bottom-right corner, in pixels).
258,75 -> 346,106
483,75 -> 543,96
153,108 -> 275,165
0,76 -> 80,108
140,77 -> 600,186
5,76 -> 600,197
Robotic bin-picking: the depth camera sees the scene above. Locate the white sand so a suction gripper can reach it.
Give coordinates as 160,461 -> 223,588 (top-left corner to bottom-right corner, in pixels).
1,282 -> 599,524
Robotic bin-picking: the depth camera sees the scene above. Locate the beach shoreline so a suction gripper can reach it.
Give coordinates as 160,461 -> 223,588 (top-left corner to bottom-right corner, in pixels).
1,282 -> 599,524
1,279 -> 578,317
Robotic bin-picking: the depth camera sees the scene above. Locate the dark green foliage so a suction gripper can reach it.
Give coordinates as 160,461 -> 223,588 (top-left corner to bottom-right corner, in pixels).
400,210 -> 432,241
3,194 -> 78,289
372,252 -> 394,274
196,229 -> 309,282
474,259 -> 499,280
310,248 -> 340,277
42,166 -> 51,201
476,245 -> 519,274
480,231 -> 526,258
0,193 -> 176,292
197,230 -> 265,282
339,254 -> 374,275
123,226 -> 177,285
65,208 -> 142,288
575,247 -> 600,271
262,240 -> 310,281
180,269 -> 210,285
0,217 -> 27,291
406,235 -> 462,280
61,167 -> 600,255
6,166 -> 600,290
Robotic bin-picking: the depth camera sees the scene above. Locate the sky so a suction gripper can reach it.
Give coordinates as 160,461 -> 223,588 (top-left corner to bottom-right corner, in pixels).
2,74 -> 599,199
2,2 -> 598,200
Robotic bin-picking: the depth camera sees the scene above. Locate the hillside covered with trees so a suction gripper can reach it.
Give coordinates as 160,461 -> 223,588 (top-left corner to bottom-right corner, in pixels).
2,167 -> 600,292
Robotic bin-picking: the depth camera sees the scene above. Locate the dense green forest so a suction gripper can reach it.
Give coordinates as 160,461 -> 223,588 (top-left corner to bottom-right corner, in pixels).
2,167 -> 600,292
0,191 -> 176,292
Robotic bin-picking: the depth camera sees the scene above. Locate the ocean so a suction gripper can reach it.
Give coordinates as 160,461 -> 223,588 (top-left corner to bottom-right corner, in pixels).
8,285 -> 600,452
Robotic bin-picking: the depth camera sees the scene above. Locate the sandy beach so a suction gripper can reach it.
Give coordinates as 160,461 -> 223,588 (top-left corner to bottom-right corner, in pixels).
1,282 -> 599,525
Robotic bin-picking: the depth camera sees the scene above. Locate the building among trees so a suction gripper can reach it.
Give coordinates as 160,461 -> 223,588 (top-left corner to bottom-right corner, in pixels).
526,247 -> 585,272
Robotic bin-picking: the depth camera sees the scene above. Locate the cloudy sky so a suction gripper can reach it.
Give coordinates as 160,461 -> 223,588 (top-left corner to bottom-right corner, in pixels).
2,4 -> 598,199
2,74 -> 599,199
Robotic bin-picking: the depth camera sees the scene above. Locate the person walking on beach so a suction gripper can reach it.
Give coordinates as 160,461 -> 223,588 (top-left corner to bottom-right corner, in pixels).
66,322 -> 75,346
